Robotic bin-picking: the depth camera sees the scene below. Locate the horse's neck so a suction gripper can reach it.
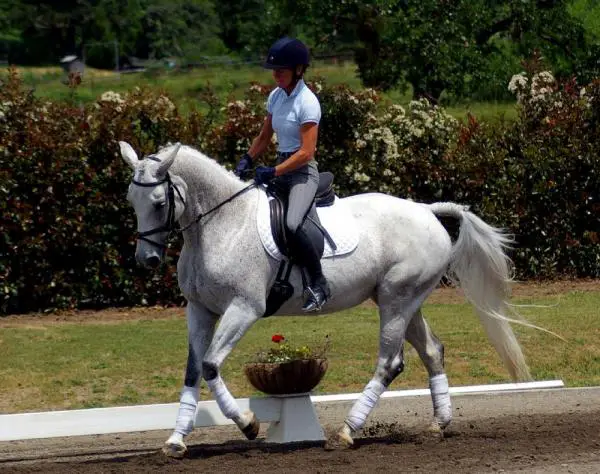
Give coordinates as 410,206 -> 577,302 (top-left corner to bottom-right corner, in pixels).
173,149 -> 253,234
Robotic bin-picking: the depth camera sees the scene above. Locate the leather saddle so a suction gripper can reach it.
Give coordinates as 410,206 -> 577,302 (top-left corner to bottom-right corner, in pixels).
267,171 -> 336,258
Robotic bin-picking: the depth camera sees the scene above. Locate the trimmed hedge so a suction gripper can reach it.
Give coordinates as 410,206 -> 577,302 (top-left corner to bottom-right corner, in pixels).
1,68 -> 598,314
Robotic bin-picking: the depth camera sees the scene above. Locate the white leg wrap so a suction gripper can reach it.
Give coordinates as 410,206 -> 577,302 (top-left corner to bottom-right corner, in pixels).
346,379 -> 386,431
206,376 -> 241,420
430,374 -> 452,427
174,386 -> 198,436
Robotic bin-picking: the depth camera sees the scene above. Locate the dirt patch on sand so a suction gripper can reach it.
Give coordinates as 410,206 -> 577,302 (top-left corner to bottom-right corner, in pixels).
2,409 -> 599,473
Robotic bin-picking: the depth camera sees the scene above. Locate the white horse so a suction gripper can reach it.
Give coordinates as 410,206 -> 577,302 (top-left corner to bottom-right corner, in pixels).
119,141 -> 530,457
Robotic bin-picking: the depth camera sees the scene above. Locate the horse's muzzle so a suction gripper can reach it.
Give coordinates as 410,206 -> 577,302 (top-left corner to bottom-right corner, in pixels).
136,249 -> 163,269
145,255 -> 161,269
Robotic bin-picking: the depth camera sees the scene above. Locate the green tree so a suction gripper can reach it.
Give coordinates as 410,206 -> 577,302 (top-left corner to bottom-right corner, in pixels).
213,0 -> 265,54
0,0 -> 19,37
12,0 -> 98,63
83,0 -> 145,68
212,0 -> 325,58
2,0 -> 225,66
4,0 -> 144,66
0,0 -> 22,60
294,0 -> 590,101
137,0 -> 225,61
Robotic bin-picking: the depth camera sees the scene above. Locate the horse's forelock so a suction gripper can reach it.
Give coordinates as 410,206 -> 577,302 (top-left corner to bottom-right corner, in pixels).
134,146 -> 176,179
131,158 -> 156,183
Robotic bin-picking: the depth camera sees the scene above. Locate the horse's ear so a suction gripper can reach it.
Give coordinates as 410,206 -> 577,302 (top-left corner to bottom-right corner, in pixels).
119,141 -> 139,170
157,143 -> 181,176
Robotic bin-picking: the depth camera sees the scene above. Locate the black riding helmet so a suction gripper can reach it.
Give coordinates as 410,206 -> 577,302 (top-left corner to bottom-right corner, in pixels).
263,37 -> 310,70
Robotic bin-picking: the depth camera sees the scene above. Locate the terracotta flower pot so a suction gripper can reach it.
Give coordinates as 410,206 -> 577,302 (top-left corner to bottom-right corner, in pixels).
244,358 -> 328,395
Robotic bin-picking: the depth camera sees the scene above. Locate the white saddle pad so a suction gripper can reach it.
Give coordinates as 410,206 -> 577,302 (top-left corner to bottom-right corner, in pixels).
256,189 -> 359,261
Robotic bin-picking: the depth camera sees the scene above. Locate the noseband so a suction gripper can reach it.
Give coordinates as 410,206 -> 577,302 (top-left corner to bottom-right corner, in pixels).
132,172 -> 185,250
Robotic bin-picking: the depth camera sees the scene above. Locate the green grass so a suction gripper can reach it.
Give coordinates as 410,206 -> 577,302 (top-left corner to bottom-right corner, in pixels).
1,290 -> 598,413
445,101 -> 518,122
5,61 -> 517,122
10,61 -> 364,114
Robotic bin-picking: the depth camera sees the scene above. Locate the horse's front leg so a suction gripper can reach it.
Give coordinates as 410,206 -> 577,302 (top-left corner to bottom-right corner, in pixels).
202,298 -> 262,439
163,301 -> 217,458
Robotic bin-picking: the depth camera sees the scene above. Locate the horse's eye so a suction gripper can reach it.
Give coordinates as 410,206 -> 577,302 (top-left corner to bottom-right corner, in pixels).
154,201 -> 166,210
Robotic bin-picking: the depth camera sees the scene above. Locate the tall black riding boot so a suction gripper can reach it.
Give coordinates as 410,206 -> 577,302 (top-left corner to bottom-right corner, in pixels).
291,227 -> 331,312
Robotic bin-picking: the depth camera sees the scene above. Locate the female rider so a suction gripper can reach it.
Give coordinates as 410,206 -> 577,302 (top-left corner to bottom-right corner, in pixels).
234,36 -> 330,312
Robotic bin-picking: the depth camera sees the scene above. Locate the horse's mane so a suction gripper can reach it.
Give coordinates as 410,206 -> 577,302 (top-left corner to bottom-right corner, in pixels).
157,143 -> 243,185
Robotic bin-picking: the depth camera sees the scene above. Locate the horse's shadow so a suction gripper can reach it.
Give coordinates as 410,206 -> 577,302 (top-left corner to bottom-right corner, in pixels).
183,426 -> 438,459
185,439 -> 324,459
81,430 -> 458,468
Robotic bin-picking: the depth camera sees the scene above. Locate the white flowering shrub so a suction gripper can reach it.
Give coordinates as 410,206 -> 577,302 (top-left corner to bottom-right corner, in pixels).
334,97 -> 459,193
387,99 -> 459,150
99,91 -> 125,104
506,70 -> 585,126
95,88 -> 176,123
501,65 -> 600,277
202,74 -> 599,280
507,72 -> 528,103
0,100 -> 11,121
204,83 -> 272,161
2,66 -> 600,315
1,69 -> 212,313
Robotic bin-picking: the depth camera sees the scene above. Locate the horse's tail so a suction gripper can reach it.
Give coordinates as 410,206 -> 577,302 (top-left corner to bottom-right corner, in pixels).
428,202 -> 532,382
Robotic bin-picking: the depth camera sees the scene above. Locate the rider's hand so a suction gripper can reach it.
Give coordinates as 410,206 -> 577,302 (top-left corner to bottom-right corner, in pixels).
234,153 -> 253,177
255,166 -> 276,185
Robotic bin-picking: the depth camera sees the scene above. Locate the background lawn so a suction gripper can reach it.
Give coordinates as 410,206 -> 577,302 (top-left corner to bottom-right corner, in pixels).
1,287 -> 598,413
4,61 -> 518,122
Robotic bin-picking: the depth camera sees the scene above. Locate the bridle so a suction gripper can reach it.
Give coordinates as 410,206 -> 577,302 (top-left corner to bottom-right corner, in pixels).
131,171 -> 256,251
132,172 -> 184,251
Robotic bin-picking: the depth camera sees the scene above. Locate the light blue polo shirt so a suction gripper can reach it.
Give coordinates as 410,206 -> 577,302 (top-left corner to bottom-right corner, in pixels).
267,79 -> 321,153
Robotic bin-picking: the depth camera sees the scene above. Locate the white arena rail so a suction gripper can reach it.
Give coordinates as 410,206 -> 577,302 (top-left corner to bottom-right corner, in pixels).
0,380 -> 564,443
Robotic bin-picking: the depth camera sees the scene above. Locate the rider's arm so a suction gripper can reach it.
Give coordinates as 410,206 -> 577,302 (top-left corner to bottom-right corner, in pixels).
274,122 -> 318,176
247,114 -> 274,159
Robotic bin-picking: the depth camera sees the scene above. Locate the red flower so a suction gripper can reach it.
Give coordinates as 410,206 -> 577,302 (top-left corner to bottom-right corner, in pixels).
271,334 -> 285,343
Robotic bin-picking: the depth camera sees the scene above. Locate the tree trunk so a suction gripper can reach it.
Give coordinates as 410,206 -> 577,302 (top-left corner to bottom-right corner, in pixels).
411,81 -> 445,105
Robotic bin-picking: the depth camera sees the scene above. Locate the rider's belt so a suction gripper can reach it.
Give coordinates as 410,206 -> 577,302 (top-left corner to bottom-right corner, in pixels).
276,150 -> 299,161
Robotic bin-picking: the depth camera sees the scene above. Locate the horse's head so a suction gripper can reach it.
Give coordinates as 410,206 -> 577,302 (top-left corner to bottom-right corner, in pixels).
120,141 -> 188,269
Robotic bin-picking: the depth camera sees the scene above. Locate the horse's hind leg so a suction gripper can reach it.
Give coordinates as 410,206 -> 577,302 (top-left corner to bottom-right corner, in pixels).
337,287 -> 427,446
405,309 -> 452,432
163,301 -> 217,458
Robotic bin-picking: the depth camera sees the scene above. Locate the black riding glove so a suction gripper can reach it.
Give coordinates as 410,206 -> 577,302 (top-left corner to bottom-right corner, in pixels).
235,153 -> 253,177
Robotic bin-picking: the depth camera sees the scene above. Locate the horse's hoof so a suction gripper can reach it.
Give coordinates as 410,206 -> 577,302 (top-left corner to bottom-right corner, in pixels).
162,441 -> 187,458
325,425 -> 354,450
427,421 -> 446,440
163,433 -> 187,458
240,411 -> 259,440
337,428 -> 354,447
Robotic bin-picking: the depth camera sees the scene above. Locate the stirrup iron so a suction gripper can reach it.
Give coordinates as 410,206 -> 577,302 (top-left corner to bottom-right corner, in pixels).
302,285 -> 327,312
